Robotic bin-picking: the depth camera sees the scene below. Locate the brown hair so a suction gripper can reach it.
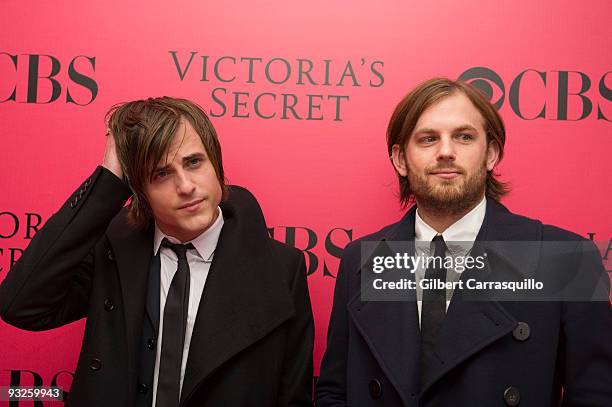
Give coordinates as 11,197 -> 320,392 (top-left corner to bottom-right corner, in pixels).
105,96 -> 226,228
387,77 -> 509,207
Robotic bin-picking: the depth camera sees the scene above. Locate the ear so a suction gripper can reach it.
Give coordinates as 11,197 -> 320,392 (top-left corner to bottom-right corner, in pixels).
486,140 -> 500,171
391,144 -> 408,177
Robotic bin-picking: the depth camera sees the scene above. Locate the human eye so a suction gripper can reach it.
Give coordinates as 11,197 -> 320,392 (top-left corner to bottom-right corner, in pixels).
418,135 -> 437,144
186,157 -> 202,168
152,169 -> 170,181
456,133 -> 474,142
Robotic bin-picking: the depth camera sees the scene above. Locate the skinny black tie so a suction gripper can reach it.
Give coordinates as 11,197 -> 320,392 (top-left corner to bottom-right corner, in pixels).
420,234 -> 448,385
156,238 -> 194,406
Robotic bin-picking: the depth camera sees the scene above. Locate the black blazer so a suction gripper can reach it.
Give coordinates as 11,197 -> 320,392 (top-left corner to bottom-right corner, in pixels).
316,200 -> 612,406
0,167 -> 314,407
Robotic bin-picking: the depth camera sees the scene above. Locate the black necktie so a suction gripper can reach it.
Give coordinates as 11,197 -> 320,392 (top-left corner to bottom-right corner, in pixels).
420,234 -> 448,384
156,238 -> 194,406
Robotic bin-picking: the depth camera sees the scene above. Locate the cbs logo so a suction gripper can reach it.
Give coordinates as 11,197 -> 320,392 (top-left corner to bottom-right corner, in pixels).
1,53 -> 97,105
458,67 -> 611,121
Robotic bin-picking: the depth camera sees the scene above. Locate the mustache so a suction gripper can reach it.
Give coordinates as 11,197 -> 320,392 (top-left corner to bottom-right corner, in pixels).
426,164 -> 466,174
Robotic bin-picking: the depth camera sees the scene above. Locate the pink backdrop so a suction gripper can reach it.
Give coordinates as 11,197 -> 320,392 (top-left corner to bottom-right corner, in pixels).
1,0 -> 610,400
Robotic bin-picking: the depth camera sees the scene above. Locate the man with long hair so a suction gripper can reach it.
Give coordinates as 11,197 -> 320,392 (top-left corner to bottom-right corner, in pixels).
316,78 -> 611,406
1,97 -> 314,406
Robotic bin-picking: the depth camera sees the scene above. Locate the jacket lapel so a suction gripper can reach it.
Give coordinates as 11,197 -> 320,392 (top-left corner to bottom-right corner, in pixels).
145,254 -> 160,333
348,207 -> 422,404
348,201 -> 545,398
180,187 -> 295,404
420,279 -> 517,391
421,199 -> 542,392
106,209 -> 155,379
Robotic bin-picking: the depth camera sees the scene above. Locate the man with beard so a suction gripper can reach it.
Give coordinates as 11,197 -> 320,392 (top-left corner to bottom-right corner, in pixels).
315,78 -> 611,406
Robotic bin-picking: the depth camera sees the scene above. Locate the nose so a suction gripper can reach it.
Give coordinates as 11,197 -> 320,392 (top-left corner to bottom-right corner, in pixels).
174,169 -> 196,195
436,135 -> 456,163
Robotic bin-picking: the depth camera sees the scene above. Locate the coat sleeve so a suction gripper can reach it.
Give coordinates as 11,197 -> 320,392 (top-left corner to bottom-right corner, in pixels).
560,240 -> 612,406
315,242 -> 357,407
0,166 -> 132,330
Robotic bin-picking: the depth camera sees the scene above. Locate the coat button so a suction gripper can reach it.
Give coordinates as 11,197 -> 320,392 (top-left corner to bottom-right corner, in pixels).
513,322 -> 530,341
369,379 -> 382,399
107,250 -> 114,261
147,338 -> 156,350
138,383 -> 149,394
503,386 -> 520,406
104,298 -> 115,311
89,358 -> 102,371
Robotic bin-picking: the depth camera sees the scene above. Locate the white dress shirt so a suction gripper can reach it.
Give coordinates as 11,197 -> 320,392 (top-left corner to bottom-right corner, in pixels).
151,207 -> 224,407
414,197 -> 486,326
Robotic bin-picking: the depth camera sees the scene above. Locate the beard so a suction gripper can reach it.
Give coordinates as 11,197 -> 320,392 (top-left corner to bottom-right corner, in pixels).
408,159 -> 487,215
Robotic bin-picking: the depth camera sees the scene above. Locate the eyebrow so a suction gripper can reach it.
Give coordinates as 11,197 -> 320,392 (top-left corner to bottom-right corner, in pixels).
413,125 -> 479,135
182,152 -> 206,163
152,152 -> 207,175
413,128 -> 437,136
453,125 -> 479,133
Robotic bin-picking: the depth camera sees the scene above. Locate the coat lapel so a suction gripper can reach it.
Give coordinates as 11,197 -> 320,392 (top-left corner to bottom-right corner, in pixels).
106,209 -> 155,379
420,276 -> 517,391
145,254 -> 160,333
348,207 -> 422,404
348,201 -> 545,399
421,199 -> 542,392
180,187 -> 295,404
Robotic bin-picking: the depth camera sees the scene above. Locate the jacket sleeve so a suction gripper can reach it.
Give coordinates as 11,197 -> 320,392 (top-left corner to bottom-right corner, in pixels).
277,250 -> 315,407
315,243 -> 355,406
560,240 -> 612,406
0,166 -> 132,330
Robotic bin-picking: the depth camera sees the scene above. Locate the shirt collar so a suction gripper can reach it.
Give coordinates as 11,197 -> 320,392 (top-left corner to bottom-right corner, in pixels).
153,206 -> 224,261
415,196 -> 486,255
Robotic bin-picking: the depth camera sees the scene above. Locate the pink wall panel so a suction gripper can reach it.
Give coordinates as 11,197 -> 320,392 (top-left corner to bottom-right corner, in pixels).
1,0 -> 610,397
